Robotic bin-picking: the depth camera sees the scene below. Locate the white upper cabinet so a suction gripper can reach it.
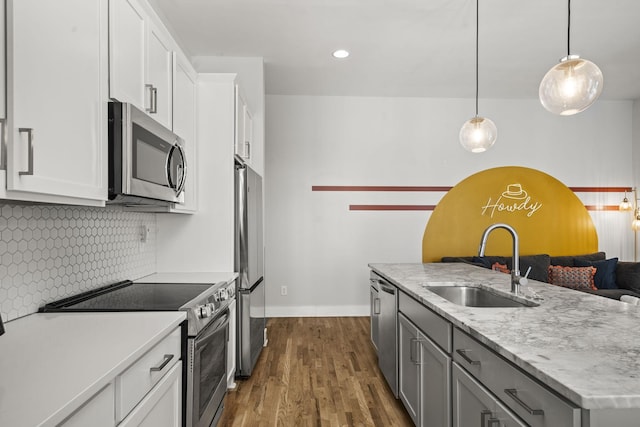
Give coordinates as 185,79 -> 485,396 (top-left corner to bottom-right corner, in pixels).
109,0 -> 173,130
4,0 -> 108,205
109,0 -> 145,109
170,54 -> 198,213
0,0 -> 5,121
234,86 -> 253,164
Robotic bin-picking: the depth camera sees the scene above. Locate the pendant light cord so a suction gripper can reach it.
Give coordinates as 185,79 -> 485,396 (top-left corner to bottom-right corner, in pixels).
475,0 -> 479,117
567,0 -> 571,56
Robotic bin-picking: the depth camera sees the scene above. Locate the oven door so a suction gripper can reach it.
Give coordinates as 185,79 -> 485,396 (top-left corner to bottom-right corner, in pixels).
187,308 -> 229,427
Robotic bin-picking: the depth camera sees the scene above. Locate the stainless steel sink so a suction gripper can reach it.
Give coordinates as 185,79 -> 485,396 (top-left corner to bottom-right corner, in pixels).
426,286 -> 537,308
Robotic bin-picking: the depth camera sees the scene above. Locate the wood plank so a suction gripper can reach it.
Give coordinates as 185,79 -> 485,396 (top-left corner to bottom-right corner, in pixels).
219,317 -> 413,427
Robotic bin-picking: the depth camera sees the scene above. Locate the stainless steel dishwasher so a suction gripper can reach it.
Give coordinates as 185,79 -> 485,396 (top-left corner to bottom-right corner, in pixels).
371,271 -> 398,398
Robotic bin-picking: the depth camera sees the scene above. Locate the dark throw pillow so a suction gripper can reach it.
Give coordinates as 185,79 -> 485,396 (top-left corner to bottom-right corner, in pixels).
472,256 -> 508,269
473,254 -> 550,283
615,262 -> 640,293
550,252 -> 606,267
574,257 -> 618,289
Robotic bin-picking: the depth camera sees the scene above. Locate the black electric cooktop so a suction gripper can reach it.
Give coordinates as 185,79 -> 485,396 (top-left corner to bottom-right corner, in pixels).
40,281 -> 214,312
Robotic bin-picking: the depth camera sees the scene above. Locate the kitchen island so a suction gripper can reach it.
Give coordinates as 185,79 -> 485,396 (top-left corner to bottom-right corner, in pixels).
370,262 -> 640,426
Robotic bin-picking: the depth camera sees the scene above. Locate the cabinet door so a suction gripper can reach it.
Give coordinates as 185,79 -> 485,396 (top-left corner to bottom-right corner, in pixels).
0,0 -> 5,121
109,0 -> 146,109
398,313 -> 420,425
419,331 -> 451,427
146,23 -> 173,129
170,54 -> 197,213
243,104 -> 253,162
119,361 -> 182,427
234,86 -> 246,158
61,383 -> 115,427
452,363 -> 526,427
6,0 -> 107,203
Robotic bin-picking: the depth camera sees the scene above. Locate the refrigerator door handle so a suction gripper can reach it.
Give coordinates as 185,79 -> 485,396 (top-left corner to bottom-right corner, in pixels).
239,276 -> 264,293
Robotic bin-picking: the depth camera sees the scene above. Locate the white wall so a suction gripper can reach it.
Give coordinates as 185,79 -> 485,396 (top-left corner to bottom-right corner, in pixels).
265,95 -> 634,317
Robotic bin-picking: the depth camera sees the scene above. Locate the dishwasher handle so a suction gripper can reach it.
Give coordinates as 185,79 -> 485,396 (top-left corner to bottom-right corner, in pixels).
379,283 -> 396,294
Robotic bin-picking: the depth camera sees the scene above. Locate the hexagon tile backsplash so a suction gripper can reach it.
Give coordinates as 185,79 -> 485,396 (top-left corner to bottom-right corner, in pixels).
0,203 -> 157,322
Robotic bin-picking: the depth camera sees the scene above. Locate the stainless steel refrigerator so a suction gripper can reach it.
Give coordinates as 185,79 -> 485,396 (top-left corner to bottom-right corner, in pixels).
234,159 -> 265,377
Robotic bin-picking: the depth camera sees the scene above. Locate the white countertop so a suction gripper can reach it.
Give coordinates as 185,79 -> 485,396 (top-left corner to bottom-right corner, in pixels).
135,271 -> 238,284
0,311 -> 185,427
369,262 -> 640,410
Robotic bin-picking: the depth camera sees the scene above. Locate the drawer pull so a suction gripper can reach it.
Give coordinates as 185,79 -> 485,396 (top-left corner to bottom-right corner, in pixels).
410,338 -> 422,364
373,298 -> 380,314
480,410 -> 500,427
456,349 -> 481,366
504,388 -> 545,416
150,354 -> 174,372
18,128 -> 34,176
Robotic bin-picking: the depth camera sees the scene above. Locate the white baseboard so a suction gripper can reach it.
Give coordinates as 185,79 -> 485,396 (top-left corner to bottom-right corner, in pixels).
266,305 -> 369,317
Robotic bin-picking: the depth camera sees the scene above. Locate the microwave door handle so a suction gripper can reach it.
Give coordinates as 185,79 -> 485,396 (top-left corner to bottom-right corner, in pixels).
175,143 -> 187,195
166,143 -> 187,196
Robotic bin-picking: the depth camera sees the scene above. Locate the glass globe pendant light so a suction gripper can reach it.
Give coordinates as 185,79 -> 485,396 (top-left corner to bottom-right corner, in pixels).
539,0 -> 603,115
632,208 -> 640,231
620,191 -> 633,211
460,0 -> 496,153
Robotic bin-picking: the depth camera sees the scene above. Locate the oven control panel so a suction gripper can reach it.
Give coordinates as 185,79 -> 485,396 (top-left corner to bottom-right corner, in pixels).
188,281 -> 236,331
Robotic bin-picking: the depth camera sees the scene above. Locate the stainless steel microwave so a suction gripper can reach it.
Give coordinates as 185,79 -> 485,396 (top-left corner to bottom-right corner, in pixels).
108,102 -> 187,205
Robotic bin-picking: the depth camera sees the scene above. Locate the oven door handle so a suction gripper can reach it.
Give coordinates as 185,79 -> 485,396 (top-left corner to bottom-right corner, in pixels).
195,309 -> 230,347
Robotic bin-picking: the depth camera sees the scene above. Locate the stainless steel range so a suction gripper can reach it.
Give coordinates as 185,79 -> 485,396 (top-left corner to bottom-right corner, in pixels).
40,279 -> 235,427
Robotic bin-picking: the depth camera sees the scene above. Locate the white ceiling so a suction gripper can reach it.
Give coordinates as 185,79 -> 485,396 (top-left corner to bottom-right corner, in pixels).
149,0 -> 640,100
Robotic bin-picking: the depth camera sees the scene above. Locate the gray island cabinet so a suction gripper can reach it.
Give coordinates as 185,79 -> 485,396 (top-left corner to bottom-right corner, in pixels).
369,262 -> 640,427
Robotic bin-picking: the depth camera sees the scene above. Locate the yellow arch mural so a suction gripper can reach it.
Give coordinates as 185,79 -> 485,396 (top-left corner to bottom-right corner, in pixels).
422,166 -> 598,263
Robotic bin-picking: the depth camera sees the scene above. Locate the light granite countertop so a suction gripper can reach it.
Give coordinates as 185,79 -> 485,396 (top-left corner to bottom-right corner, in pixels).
369,262 -> 640,410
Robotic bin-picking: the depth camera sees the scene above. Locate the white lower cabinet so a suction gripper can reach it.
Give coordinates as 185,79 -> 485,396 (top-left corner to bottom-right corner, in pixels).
398,312 -> 451,427
61,383 -> 116,427
452,363 -> 526,427
116,326 -> 182,422
119,361 -> 182,427
62,325 -> 182,426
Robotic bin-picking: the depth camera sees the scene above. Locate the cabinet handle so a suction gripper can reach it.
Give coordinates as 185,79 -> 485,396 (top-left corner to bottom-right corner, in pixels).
409,338 -> 422,364
480,410 -> 500,427
456,349 -> 481,366
1,120 -> 6,171
145,84 -> 158,114
480,410 -> 491,427
504,388 -> 545,416
245,141 -> 250,159
150,354 -> 174,372
373,298 -> 380,315
18,128 -> 34,176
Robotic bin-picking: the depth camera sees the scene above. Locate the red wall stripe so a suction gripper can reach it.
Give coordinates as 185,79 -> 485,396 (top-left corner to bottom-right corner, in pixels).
350,205 -> 437,211
312,185 -> 632,193
569,187 -> 633,193
585,205 -> 624,211
312,185 -> 452,192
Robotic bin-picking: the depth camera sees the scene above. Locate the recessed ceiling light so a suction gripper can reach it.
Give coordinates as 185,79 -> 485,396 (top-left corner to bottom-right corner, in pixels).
332,49 -> 350,59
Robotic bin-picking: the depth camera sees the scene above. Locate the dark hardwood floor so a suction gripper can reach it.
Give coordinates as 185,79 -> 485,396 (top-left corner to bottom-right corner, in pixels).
219,317 -> 413,427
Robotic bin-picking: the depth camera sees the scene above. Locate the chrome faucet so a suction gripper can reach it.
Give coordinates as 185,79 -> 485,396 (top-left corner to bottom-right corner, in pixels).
478,223 -> 528,294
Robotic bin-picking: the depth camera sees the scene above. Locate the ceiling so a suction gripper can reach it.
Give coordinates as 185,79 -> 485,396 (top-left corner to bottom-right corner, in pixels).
149,0 -> 640,100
